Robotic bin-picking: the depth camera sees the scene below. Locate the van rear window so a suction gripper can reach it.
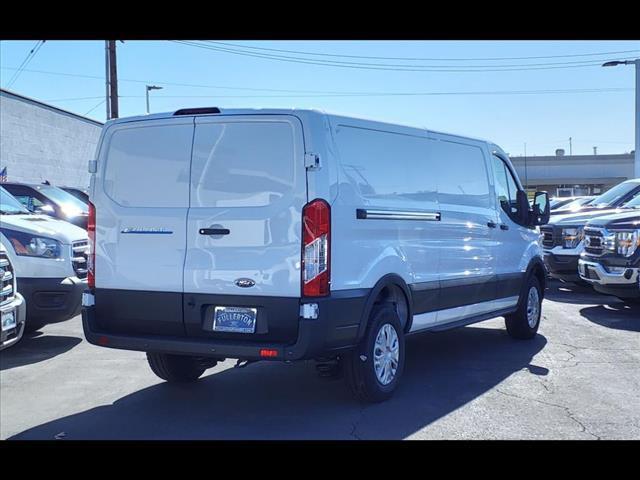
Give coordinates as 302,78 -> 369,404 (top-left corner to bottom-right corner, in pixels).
103,123 -> 193,207
190,122 -> 295,208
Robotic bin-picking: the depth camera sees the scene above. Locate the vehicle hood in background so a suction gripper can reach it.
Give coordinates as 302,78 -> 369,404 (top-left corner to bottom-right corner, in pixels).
0,214 -> 88,244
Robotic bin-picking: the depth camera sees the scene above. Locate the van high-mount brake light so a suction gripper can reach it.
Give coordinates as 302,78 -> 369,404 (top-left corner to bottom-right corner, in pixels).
173,107 -> 221,116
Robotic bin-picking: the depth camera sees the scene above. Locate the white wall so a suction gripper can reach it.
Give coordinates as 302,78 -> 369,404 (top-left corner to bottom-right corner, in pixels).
0,91 -> 102,188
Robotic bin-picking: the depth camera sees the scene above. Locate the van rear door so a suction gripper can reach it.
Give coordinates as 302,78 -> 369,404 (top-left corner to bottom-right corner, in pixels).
95,117 -> 194,336
182,115 -> 307,342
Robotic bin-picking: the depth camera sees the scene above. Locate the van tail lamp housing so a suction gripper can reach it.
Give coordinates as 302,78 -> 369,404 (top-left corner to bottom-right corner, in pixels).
260,349 -> 279,358
87,201 -> 96,290
302,199 -> 331,297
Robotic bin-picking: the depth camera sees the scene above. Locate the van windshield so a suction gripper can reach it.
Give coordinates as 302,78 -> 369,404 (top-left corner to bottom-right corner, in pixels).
591,182 -> 639,207
0,186 -> 30,215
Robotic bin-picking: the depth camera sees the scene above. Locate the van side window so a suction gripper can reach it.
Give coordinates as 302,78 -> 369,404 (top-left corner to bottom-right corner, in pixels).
492,155 -> 520,219
432,139 -> 491,208
335,126 -> 437,205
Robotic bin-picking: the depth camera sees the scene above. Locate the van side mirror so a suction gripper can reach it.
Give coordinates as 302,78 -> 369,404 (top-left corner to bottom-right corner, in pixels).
531,191 -> 550,225
516,190 -> 530,225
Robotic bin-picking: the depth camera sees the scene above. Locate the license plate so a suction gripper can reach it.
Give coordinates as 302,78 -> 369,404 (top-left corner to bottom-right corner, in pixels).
212,306 -> 257,334
1,310 -> 16,332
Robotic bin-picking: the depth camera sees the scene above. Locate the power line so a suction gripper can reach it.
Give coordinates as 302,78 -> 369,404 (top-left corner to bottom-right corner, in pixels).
172,40 -> 639,72
5,40 -> 45,89
44,87 -> 633,103
83,99 -> 105,116
204,41 -> 640,62
8,67 -> 633,97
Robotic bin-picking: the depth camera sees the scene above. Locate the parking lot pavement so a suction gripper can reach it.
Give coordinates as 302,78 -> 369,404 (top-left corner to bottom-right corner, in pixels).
1,280 -> 639,440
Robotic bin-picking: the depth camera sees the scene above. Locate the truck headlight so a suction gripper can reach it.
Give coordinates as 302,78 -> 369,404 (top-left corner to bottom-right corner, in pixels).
1,228 -> 62,258
615,230 -> 640,257
562,227 -> 583,249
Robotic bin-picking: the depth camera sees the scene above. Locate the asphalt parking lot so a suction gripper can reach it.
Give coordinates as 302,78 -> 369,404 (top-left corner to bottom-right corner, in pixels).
1,280 -> 638,440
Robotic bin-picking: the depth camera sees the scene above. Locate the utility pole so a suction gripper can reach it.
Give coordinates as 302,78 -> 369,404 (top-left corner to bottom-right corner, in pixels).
602,59 -> 639,178
569,137 -> 572,156
108,40 -> 119,119
104,41 -> 111,120
524,142 -> 528,190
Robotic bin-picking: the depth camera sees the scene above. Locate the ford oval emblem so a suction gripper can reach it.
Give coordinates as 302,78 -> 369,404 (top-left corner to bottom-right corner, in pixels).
235,278 -> 255,288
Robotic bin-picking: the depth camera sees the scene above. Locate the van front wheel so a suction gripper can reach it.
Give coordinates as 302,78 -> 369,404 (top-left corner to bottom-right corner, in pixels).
146,353 -> 206,383
505,276 -> 542,340
345,305 -> 405,403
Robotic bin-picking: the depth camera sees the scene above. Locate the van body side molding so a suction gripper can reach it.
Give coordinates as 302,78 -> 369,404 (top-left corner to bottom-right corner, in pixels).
356,209 -> 441,221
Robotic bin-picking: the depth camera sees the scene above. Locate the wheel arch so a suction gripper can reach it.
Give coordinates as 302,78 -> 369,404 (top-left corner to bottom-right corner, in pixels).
519,257 -> 547,309
356,274 -> 413,342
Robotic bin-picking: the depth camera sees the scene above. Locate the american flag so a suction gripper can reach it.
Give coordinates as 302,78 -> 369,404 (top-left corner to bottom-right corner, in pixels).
0,167 -> 7,183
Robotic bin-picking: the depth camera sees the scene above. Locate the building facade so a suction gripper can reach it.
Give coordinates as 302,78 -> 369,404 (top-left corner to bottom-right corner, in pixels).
0,88 -> 103,188
510,150 -> 635,197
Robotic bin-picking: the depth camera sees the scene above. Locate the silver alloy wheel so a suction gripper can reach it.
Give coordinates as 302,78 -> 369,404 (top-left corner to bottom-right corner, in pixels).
373,323 -> 400,385
526,286 -> 541,328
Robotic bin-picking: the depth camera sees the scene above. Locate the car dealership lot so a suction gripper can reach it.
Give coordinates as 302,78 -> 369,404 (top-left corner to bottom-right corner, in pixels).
1,280 -> 638,440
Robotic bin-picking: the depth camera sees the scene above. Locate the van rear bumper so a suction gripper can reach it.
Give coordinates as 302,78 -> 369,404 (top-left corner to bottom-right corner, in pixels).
82,289 -> 368,361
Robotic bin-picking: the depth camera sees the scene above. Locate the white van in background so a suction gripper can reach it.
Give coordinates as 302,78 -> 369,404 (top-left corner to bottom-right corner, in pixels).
83,108 -> 550,402
0,187 -> 88,333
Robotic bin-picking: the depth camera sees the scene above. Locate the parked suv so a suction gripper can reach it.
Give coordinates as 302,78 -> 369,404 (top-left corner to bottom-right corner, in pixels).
83,108 -> 550,402
1,242 -> 26,350
60,186 -> 90,204
540,179 -> 640,283
0,187 -> 88,332
2,182 -> 89,230
579,209 -> 640,302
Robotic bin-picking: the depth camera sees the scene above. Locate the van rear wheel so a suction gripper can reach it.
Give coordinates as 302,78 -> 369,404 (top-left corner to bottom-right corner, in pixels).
505,276 -> 542,340
146,353 -> 206,383
345,305 -> 405,403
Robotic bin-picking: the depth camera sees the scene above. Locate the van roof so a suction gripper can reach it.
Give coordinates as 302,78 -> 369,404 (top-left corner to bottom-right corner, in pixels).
106,107 -> 494,147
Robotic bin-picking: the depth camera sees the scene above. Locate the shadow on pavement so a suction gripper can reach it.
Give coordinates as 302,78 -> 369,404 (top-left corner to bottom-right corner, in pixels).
0,334 -> 82,371
9,326 -> 546,440
580,303 -> 640,332
544,280 -> 622,306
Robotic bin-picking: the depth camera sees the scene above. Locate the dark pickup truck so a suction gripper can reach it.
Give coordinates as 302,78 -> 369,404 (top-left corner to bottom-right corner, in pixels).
541,179 -> 640,283
578,210 -> 640,302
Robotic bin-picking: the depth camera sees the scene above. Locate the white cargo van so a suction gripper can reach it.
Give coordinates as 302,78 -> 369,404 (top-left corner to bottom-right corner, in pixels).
83,108 -> 550,402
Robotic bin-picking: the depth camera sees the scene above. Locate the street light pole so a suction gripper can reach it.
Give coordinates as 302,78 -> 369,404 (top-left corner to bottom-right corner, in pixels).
602,59 -> 640,178
145,85 -> 163,114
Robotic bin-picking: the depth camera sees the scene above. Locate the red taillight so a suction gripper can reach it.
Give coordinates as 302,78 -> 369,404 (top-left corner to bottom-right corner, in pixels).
260,349 -> 279,358
88,201 -> 96,290
302,199 -> 330,297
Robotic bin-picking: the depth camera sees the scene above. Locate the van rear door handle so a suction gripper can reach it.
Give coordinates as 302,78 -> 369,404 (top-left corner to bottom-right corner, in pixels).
500,224 -> 510,231
199,228 -> 230,235
487,221 -> 497,228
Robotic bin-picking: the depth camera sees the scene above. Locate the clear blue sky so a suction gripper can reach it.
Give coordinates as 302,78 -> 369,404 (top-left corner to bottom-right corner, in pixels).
1,40 -> 638,156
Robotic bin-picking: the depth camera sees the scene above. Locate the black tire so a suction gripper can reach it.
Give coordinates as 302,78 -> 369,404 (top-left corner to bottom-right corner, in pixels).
505,276 -> 542,340
344,304 -> 405,403
24,317 -> 46,334
146,352 -> 206,383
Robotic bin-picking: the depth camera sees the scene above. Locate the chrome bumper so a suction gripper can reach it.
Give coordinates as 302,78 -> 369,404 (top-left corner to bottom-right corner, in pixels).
578,259 -> 639,286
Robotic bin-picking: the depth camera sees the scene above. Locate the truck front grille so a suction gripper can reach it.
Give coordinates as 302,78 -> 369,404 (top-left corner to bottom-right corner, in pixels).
72,241 -> 89,279
0,253 -> 15,307
540,226 -> 558,248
